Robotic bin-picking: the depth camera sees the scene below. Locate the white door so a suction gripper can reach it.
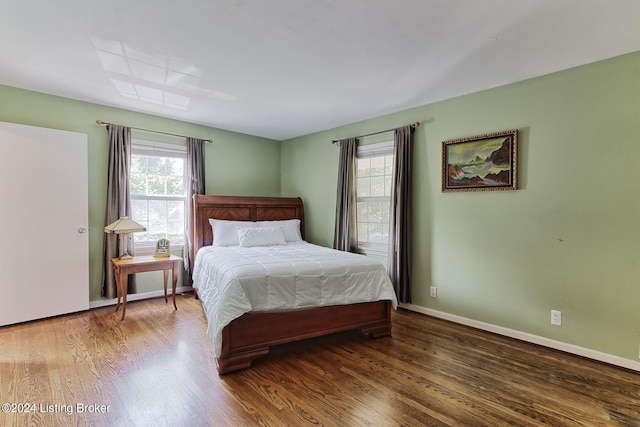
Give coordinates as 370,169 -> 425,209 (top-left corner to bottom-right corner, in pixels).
0,121 -> 89,326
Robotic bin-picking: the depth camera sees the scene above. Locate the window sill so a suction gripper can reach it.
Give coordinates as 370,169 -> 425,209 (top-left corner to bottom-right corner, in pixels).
134,244 -> 184,256
357,246 -> 388,257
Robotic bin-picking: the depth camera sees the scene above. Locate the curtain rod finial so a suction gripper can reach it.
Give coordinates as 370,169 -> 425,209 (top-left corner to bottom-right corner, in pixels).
96,119 -> 104,125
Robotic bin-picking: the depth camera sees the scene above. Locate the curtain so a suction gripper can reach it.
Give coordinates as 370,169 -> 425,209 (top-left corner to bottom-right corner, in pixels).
102,124 -> 135,298
183,137 -> 206,285
388,125 -> 414,303
333,137 -> 358,252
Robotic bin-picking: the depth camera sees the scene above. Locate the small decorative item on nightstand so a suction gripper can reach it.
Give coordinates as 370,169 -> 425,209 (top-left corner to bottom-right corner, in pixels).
154,238 -> 170,257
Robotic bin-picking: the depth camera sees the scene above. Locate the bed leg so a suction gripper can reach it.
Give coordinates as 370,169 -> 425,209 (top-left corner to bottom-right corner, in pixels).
360,322 -> 392,338
216,347 -> 270,375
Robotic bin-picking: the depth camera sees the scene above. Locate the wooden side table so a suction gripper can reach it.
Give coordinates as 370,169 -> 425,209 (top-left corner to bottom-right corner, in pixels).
111,255 -> 182,320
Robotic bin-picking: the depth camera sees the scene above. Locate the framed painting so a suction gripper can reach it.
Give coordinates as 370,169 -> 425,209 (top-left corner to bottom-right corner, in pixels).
442,129 -> 518,192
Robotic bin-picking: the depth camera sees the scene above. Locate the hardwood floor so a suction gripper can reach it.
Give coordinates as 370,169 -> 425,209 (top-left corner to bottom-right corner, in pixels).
1,294 -> 638,426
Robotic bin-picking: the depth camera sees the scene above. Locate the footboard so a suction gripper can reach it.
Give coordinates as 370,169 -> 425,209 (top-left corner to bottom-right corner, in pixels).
216,300 -> 391,374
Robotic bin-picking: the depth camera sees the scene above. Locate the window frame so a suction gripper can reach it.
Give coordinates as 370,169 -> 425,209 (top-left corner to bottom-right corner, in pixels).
130,139 -> 187,254
356,140 -> 394,256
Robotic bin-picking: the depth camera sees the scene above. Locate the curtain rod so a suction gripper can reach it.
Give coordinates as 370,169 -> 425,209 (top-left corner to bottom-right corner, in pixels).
96,120 -> 213,143
330,122 -> 420,144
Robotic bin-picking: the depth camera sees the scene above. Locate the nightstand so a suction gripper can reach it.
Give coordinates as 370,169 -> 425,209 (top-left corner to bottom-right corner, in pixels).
111,255 -> 182,320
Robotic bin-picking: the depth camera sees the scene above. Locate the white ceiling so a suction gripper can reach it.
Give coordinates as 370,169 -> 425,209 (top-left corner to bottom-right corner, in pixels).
1,0 -> 639,140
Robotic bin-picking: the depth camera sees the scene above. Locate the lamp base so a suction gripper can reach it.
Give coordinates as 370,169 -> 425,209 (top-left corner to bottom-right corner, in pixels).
118,234 -> 133,260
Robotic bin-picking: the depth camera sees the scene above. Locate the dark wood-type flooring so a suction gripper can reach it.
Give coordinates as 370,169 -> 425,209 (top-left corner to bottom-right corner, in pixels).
1,293 -> 638,426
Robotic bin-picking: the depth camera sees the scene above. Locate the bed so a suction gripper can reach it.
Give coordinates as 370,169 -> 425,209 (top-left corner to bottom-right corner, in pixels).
191,195 -> 397,374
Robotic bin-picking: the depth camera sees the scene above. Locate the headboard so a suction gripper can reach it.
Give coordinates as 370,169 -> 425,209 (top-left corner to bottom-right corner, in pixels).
192,195 -> 305,258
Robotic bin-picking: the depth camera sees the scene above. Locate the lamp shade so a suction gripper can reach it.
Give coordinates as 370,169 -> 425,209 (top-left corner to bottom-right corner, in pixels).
104,217 -> 146,234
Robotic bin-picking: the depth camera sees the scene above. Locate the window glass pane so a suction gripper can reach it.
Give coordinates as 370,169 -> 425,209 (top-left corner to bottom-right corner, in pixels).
130,174 -> 146,195
369,222 -> 383,243
384,174 -> 392,197
382,201 -> 390,223
131,199 -> 148,223
147,174 -> 166,195
167,157 -> 183,176
167,219 -> 183,236
132,200 -> 149,243
382,221 -> 390,243
357,201 -> 368,222
130,155 -> 146,195
357,177 -> 370,197
370,176 -> 385,197
166,175 -> 184,196
384,154 -> 393,175
369,202 -> 383,222
370,156 -> 385,176
147,156 -> 165,175
167,200 -> 184,220
148,199 -> 166,221
358,222 -> 368,243
357,158 -> 370,177
131,155 -> 147,174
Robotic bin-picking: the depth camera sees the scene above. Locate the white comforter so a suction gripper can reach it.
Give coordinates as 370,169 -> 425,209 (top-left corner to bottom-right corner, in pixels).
192,241 -> 398,357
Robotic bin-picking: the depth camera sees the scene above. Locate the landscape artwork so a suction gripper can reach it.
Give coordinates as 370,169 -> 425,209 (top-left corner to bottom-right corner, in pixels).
442,129 -> 518,192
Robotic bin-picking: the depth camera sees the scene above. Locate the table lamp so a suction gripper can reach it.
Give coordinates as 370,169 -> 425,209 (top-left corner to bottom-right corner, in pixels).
104,216 -> 146,259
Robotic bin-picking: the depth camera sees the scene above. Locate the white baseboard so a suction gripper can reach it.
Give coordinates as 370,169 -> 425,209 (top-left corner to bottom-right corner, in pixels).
400,303 -> 640,373
89,286 -> 193,309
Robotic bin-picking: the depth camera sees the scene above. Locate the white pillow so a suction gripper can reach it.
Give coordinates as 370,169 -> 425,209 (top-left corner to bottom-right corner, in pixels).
237,226 -> 286,247
209,219 -> 256,246
256,219 -> 302,242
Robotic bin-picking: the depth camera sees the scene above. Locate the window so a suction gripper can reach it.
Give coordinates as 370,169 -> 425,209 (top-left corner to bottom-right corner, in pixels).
356,140 -> 394,256
130,140 -> 187,251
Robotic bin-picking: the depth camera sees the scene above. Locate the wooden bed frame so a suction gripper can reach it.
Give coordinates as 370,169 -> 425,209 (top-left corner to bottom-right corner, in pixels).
192,195 -> 392,374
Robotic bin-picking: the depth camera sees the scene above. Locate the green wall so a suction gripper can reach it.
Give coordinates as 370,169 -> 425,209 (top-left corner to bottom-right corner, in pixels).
281,51 -> 640,363
0,85 -> 281,301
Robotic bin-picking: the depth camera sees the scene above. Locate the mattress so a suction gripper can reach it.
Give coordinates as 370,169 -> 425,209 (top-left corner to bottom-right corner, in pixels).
192,241 -> 398,356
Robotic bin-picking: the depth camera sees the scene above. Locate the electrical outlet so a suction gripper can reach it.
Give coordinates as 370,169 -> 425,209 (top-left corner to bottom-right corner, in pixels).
551,310 -> 562,326
430,286 -> 437,298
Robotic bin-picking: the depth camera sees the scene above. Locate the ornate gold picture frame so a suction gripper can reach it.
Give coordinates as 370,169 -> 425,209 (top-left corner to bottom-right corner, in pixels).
442,129 -> 518,192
